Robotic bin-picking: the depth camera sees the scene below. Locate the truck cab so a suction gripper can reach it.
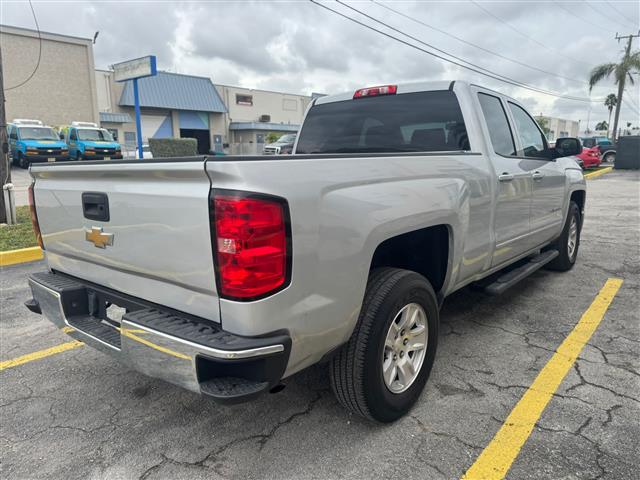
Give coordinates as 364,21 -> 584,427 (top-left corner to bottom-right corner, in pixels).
7,119 -> 69,169
62,122 -> 123,161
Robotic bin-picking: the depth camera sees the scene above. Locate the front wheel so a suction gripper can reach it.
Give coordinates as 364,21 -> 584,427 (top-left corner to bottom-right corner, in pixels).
546,201 -> 581,271
18,152 -> 29,169
330,268 -> 439,422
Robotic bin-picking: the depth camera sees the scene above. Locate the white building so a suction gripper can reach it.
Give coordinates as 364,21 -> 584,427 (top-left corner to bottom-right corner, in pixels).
214,84 -> 313,155
538,116 -> 580,141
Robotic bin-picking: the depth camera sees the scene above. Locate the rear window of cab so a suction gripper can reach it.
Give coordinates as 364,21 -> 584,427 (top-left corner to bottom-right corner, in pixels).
295,90 -> 469,154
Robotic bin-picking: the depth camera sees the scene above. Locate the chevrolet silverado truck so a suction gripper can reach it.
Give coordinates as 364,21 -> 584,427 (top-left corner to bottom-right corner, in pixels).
25,81 -> 585,422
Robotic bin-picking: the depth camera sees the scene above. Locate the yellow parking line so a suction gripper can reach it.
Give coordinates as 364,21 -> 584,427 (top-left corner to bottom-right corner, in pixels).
0,247 -> 44,267
461,277 -> 623,480
0,340 -> 84,372
584,166 -> 613,179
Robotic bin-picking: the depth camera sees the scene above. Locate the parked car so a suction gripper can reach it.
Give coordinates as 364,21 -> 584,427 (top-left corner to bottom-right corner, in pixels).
7,119 -> 69,168
581,136 -> 616,163
569,156 -> 584,169
25,81 -> 585,422
263,133 -> 296,154
576,145 -> 602,169
60,122 -> 123,161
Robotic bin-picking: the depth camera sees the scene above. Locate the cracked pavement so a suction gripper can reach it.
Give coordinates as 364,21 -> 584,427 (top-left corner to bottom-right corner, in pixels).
1,171 -> 638,479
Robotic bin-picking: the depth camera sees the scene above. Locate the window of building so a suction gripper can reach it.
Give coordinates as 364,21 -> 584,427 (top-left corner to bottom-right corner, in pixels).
236,94 -> 253,106
124,132 -> 136,145
283,98 -> 297,111
106,128 -> 119,141
477,93 -> 516,156
508,102 -> 548,158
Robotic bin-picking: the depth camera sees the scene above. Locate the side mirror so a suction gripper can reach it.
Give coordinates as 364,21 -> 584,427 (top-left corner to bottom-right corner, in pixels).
554,137 -> 582,158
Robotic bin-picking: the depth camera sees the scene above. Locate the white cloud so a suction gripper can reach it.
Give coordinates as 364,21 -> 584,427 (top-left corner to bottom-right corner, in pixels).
2,0 -> 639,125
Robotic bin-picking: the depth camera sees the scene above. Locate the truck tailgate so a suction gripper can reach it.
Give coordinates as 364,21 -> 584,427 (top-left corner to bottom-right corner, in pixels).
30,160 -> 220,322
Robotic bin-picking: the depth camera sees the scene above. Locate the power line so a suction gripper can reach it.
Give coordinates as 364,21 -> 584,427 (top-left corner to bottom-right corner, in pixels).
5,0 -> 41,91
312,0 -> 601,102
371,0 -> 600,88
583,1 -> 634,31
470,0 -> 599,67
601,1 -> 640,30
553,1 -> 617,34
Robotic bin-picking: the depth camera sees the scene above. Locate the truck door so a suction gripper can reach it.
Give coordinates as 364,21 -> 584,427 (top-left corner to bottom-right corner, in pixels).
8,126 -> 17,158
506,102 -> 566,250
475,91 -> 533,267
68,128 -> 78,158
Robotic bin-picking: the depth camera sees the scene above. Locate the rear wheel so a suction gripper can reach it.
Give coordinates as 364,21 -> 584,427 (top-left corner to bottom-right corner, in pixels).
546,201 -> 581,271
330,268 -> 439,422
603,152 -> 615,163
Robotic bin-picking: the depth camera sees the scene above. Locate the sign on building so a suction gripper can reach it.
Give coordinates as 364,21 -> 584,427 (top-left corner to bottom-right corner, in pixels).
112,56 -> 157,82
112,55 -> 157,159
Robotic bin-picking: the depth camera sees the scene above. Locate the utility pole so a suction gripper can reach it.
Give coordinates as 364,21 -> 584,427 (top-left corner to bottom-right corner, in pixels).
612,31 -> 640,142
0,44 -> 10,224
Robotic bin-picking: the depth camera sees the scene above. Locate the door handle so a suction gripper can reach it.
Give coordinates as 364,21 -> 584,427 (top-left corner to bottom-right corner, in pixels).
498,172 -> 514,182
532,170 -> 545,181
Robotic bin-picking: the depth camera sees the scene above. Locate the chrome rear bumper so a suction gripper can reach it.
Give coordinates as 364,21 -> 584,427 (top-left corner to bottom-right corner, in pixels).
27,271 -> 291,403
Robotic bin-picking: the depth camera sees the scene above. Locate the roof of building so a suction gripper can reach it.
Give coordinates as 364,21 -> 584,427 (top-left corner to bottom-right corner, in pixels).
215,83 -> 312,99
120,71 -> 227,113
229,122 -> 300,132
99,112 -> 132,124
0,24 -> 92,43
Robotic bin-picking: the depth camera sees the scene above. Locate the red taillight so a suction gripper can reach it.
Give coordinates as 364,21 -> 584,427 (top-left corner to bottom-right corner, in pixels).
353,85 -> 397,99
28,183 -> 44,250
212,193 -> 289,300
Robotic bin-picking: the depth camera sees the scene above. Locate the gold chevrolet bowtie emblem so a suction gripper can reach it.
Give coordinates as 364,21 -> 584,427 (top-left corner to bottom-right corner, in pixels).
85,226 -> 114,249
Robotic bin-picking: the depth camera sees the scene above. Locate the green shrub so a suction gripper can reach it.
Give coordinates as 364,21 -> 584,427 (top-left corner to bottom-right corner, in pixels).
149,138 -> 198,158
265,132 -> 282,144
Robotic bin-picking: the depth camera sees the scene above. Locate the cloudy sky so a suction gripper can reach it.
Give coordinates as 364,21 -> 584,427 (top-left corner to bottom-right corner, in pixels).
3,0 -> 640,128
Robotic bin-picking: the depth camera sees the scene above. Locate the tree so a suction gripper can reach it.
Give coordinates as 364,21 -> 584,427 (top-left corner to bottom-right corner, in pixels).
595,121 -> 609,131
589,40 -> 640,142
603,94 -> 617,137
535,116 -> 551,137
265,132 -> 282,144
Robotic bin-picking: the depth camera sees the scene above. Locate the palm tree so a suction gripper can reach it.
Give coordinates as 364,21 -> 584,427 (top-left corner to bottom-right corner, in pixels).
589,49 -> 640,141
603,94 -> 617,138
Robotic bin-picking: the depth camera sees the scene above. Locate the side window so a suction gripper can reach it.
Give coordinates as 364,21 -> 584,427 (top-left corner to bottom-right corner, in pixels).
70,129 -> 77,141
478,93 -> 516,156
9,127 -> 18,140
508,102 -> 548,158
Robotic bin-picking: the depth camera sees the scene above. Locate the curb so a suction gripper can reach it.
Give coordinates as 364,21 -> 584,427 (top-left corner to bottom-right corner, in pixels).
584,166 -> 613,180
0,247 -> 44,267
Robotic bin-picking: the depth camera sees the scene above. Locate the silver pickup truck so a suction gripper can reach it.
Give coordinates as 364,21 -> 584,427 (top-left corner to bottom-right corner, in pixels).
25,81 -> 585,422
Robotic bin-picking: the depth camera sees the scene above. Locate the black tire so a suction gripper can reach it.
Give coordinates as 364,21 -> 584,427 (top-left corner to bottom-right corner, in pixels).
18,152 -> 29,169
329,268 -> 439,422
546,201 -> 581,271
75,152 -> 82,162
603,152 -> 615,163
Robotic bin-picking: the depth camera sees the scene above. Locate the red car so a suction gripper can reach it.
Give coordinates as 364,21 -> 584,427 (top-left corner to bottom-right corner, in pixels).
576,146 -> 602,169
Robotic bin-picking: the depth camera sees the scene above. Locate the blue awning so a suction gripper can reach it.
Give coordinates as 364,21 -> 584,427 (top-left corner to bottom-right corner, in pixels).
229,122 -> 299,132
120,71 -> 227,113
100,112 -> 132,123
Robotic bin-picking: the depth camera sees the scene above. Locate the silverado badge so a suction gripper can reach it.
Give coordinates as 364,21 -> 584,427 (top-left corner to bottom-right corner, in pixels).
85,226 -> 114,249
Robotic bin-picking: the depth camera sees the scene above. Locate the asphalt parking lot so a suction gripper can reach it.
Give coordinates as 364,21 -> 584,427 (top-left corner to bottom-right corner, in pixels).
1,171 -> 638,479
